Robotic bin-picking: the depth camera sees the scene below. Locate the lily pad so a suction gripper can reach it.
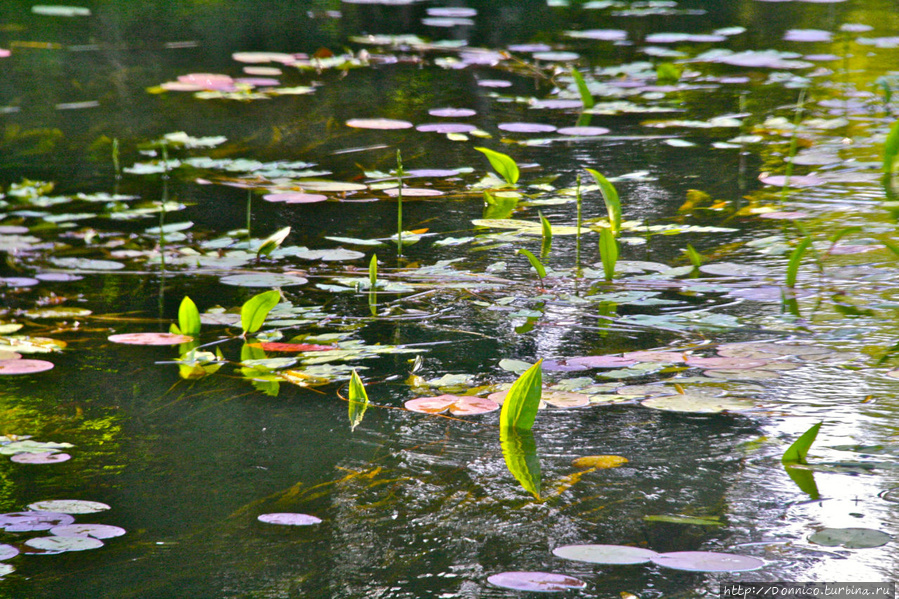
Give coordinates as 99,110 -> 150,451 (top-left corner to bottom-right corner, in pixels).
498,123 -> 558,133
28,500 -> 110,514
405,395 -> 499,416
641,394 -> 757,414
685,357 -> 769,370
487,571 -> 587,592
0,359 -> 54,374
650,551 -> 765,572
25,535 -> 104,553
557,126 -> 610,136
50,258 -> 126,271
0,564 -> 12,577
346,118 -> 413,130
0,544 -> 18,560
10,452 -> 70,464
0,440 -> 73,455
49,524 -> 126,539
218,273 -> 309,287
257,513 -> 322,526
566,355 -> 638,369
808,528 -> 891,549
108,332 -> 193,346
552,544 -> 657,564
0,511 -> 75,532
24,307 -> 92,319
263,192 -> 328,203
542,391 -> 591,408
428,107 -> 476,117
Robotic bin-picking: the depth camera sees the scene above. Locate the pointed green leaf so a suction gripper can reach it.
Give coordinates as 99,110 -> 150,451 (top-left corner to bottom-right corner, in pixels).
348,369 -> 370,431
570,67 -> 594,109
599,228 -> 618,281
539,212 -> 552,245
517,248 -> 546,279
585,168 -> 621,235
500,359 -> 543,431
500,427 -> 541,498
786,236 -> 813,288
177,296 -> 201,337
684,244 -> 702,268
884,120 -> 899,175
256,226 -> 291,258
782,421 -> 823,465
475,147 -> 519,186
240,289 -> 281,335
369,253 -> 378,289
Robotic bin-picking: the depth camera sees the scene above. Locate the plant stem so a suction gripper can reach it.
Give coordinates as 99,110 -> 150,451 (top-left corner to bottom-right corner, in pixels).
396,150 -> 404,259
781,88 -> 807,204
575,174 -> 582,272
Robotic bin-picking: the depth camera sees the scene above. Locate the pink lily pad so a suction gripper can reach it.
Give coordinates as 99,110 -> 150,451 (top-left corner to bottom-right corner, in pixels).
0,49 -> 10,58
622,350 -> 686,363
758,211 -> 809,220
177,73 -> 236,91
383,187 -> 444,197
684,357 -> 769,369
416,123 -> 477,134
0,544 -> 18,560
557,126 -> 610,136
0,511 -> 75,532
404,394 -> 499,416
784,29 -> 832,42
553,544 -> 659,564
759,174 -> 826,187
531,99 -> 584,109
263,192 -> 328,203
108,332 -> 193,345
566,355 -> 638,369
346,118 -> 413,130
487,571 -> 587,592
257,513 -> 322,526
650,551 -> 765,572
827,244 -> 880,255
541,359 -> 590,372
50,524 -> 126,539
10,452 -> 70,464
428,107 -> 476,117
498,122 -> 558,133
0,359 -> 54,375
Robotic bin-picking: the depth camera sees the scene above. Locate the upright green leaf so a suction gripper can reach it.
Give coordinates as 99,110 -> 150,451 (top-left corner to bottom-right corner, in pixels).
585,168 -> 621,235
684,244 -> 703,268
517,248 -> 546,280
782,421 -> 823,465
570,67 -> 594,109
240,289 -> 281,335
177,296 -> 201,337
884,120 -> 899,176
786,236 -> 813,288
475,147 -> 519,186
539,211 -> 552,259
500,427 -> 541,498
499,360 -> 543,431
599,228 -> 618,281
369,254 -> 378,289
256,226 -> 291,259
348,369 -> 370,431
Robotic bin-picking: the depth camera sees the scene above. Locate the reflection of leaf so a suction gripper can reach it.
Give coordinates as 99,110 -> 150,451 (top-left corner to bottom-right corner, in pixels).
241,289 -> 281,335
474,147 -> 519,186
500,360 -> 543,431
500,427 -> 541,498
348,369 -> 369,432
782,421 -> 823,464
784,464 -> 820,499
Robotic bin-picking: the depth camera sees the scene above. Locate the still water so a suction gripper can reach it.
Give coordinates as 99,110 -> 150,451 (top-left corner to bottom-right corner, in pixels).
1,0 -> 899,597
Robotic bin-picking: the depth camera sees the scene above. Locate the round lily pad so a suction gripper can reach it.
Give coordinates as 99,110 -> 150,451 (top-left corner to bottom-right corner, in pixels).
257,513 -> 322,526
108,332 -> 193,345
346,118 -> 413,130
685,357 -> 769,370
296,181 -> 367,192
553,543 -> 657,564
651,551 -> 765,572
641,394 -> 757,414
487,571 -> 587,592
218,273 -> 308,287
428,107 -> 476,117
622,351 -> 686,363
0,359 -> 54,374
10,452 -> 70,464
0,350 -> 21,360
1,277 -> 38,287
263,192 -> 328,203
542,391 -> 591,409
23,307 -> 92,319
0,564 -> 13,577
416,123 -> 477,134
0,544 -> 19,560
383,187 -> 444,197
541,359 -> 589,372
808,528 -> 891,548
557,126 -> 610,136
25,535 -> 104,553
28,499 -> 110,514
405,395 -> 499,416
497,122 -> 558,133
477,79 -> 512,88
50,524 -> 126,539
50,258 -> 125,271
567,355 -> 638,368
0,511 -> 75,532
703,369 -> 780,381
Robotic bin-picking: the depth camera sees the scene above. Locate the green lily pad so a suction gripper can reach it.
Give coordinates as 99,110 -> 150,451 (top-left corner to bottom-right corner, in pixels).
641,394 -> 757,413
808,528 -> 891,549
28,499 -> 110,514
24,307 -> 92,319
650,551 -> 765,572
49,258 -> 126,271
219,273 -> 308,287
552,544 -> 658,565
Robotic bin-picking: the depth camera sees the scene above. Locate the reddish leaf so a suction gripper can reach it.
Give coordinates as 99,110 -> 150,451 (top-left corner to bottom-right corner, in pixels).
405,394 -> 499,416
247,343 -> 335,352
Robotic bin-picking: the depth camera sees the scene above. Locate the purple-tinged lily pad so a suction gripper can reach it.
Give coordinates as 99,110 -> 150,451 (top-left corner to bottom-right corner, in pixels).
646,33 -> 725,44
0,544 -> 18,560
383,187 -> 444,197
508,43 -> 552,52
1,277 -> 39,287
405,395 -> 499,416
0,359 -> 54,375
177,73 -> 236,90
25,535 -> 104,553
758,174 -> 826,187
257,513 -> 322,526
532,51 -> 580,62
35,273 -> 83,282
622,350 -> 686,364
346,118 -> 413,130
758,211 -> 809,220
28,499 -> 110,514
642,394 -> 757,414
826,244 -> 880,255
416,122 -> 477,134
566,29 -> 627,41
10,452 -> 70,464
0,511 -> 75,532
426,7 -> 476,17
553,544 -> 658,564
567,355 -> 638,369
487,571 -> 587,592
784,29 -> 833,42
541,359 -> 590,372
50,524 -> 126,539
234,77 -> 280,87
542,391 -> 591,409
498,122 -> 558,133
530,99 -> 584,109
108,332 -> 193,346
428,107 -> 476,118
557,126 -> 610,136
263,192 -> 328,203
219,273 -> 308,287
232,51 -> 295,64
651,551 -> 765,572
477,79 -> 512,88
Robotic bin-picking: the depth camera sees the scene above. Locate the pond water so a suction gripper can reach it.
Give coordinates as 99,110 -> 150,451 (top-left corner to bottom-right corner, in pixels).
2,0 -> 899,597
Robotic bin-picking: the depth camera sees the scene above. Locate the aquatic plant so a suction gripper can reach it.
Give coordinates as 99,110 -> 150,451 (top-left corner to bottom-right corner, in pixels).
475,147 -> 519,187
585,168 -> 621,235
883,120 -> 899,176
517,248 -> 546,284
782,421 -> 822,464
570,67 -> 594,110
599,228 -> 618,281
499,360 -> 543,431
395,150 -> 405,257
538,211 -> 552,259
348,369 -> 369,431
240,289 -> 281,337
170,296 -> 200,337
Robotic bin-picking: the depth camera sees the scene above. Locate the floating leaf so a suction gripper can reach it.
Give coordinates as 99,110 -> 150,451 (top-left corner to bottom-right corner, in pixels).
641,394 -> 757,414
552,544 -> 657,565
10,452 -> 70,464
650,551 -> 765,572
28,499 -> 110,514
782,421 -> 823,465
241,289 -> 281,335
257,513 -> 322,526
474,147 -> 519,186
49,524 -> 126,539
404,395 -> 499,416
248,343 -> 334,352
500,360 -> 543,431
542,391 -> 591,408
23,307 -> 92,319
808,528 -> 891,549
487,572 -> 586,592
346,118 -> 413,130
0,359 -> 54,374
572,455 -> 628,469
219,273 -> 308,287
108,333 -> 193,346
0,440 -> 73,455
0,544 -> 18,561
25,535 -> 104,553
0,511 -> 74,532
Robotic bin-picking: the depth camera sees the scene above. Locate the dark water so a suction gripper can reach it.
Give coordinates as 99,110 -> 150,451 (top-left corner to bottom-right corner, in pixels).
2,1 -> 899,597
